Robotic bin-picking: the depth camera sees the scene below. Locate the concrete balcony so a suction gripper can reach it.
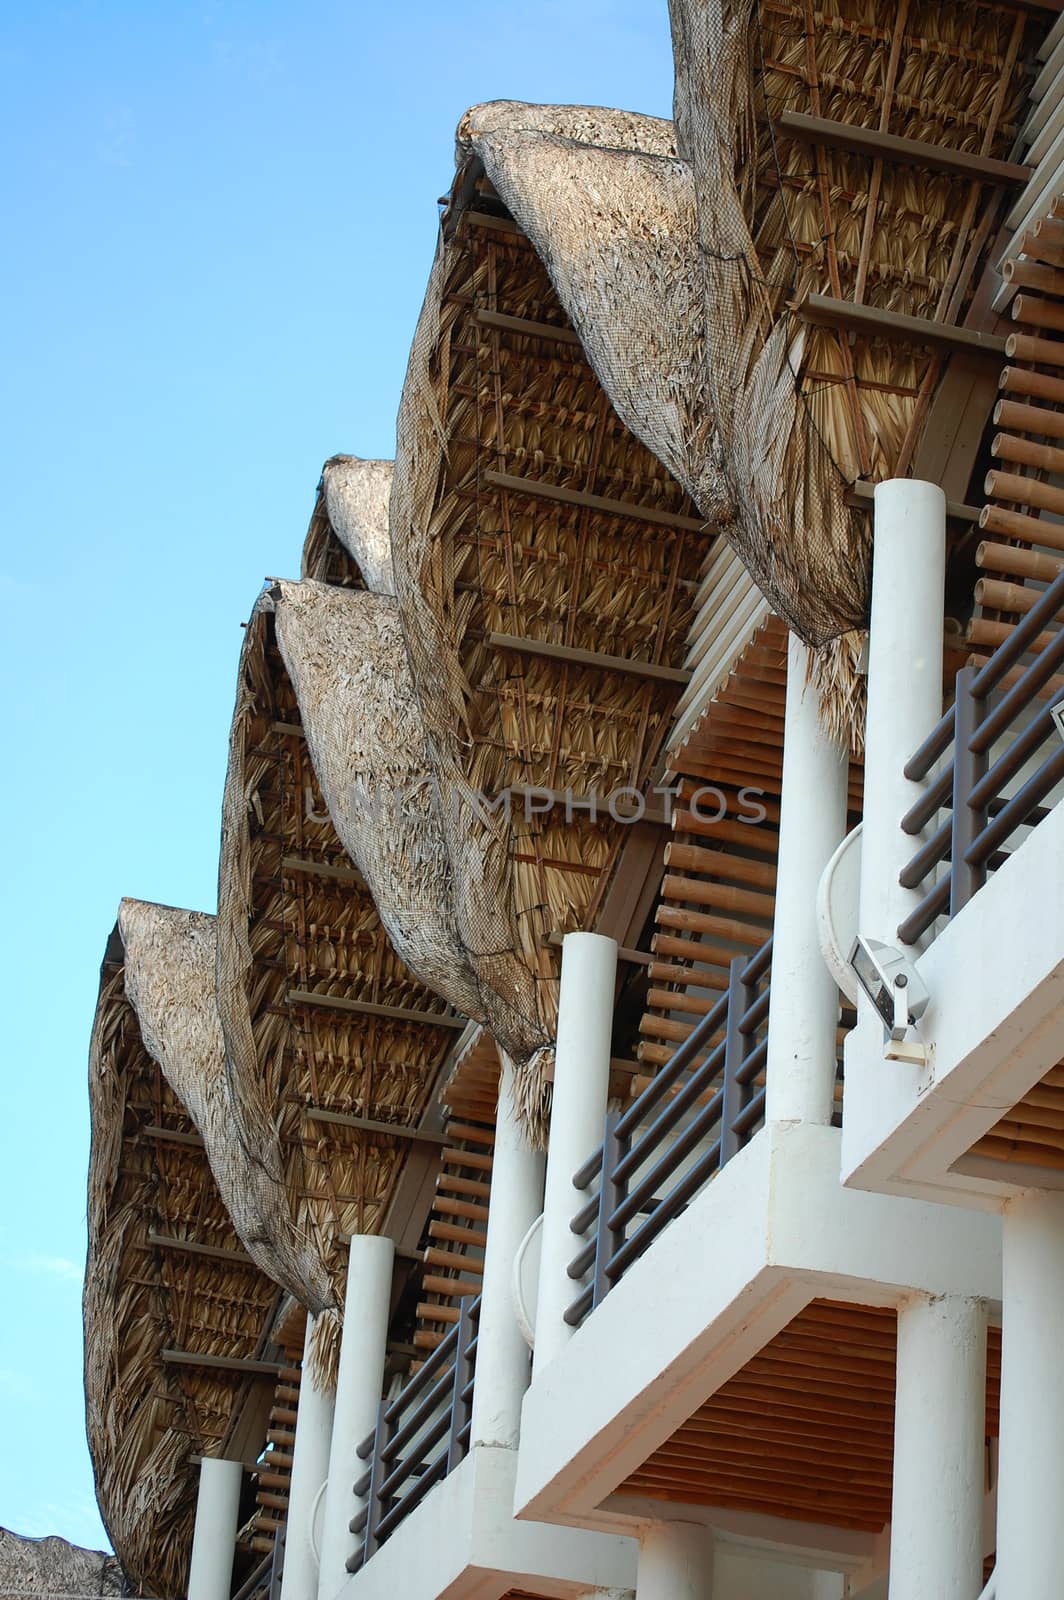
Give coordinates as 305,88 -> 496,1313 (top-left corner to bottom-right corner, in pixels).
515,1120 -> 1000,1586
841,497 -> 1064,1207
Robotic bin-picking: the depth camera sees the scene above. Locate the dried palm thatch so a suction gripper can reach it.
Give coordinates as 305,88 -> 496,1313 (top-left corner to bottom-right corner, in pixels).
0,1528 -> 123,1597
215,585 -> 467,1351
302,455 -> 394,594
668,0 -> 1038,721
391,105 -> 713,1126
452,5 -> 1039,735
85,911 -> 283,1599
271,580 -> 489,1016
119,898 -> 323,1308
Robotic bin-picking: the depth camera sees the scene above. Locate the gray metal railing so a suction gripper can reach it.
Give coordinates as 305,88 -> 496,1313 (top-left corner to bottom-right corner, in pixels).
899,562 -> 1064,946
347,1296 -> 479,1571
565,939 -> 772,1329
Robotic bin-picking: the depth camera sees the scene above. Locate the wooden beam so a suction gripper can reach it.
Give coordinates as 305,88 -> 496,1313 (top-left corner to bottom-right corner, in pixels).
281,854 -> 365,887
846,479 -> 981,524
486,631 -> 690,686
147,1232 -> 254,1265
463,209 -> 522,235
798,294 -> 1007,360
162,1349 -> 284,1377
503,783 -> 669,826
285,989 -> 467,1029
303,1107 -> 449,1144
546,930 -> 652,966
271,721 -> 304,737
483,469 -> 706,533
778,110 -> 1031,186
472,309 -> 581,346
140,1123 -> 203,1148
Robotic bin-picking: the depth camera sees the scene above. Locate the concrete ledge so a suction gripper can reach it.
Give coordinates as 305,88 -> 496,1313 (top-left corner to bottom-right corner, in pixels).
514,1124 -> 999,1528
334,1445 -> 635,1600
841,798 -> 1064,1203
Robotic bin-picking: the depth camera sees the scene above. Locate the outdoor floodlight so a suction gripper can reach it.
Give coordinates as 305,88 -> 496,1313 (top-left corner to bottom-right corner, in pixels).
849,935 -> 930,1064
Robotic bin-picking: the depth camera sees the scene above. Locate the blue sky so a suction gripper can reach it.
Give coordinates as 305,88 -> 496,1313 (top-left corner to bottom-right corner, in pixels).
0,0 -> 675,1557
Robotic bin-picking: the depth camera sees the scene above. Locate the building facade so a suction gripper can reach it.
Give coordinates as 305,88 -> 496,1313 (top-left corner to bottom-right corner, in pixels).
84,4 -> 1064,1598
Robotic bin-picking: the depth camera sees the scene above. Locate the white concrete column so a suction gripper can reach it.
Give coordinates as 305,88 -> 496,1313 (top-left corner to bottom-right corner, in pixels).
636,1520 -> 714,1600
766,633 -> 849,1124
860,478 -> 946,945
888,1293 -> 986,1600
187,1456 -> 243,1600
534,931 -> 617,1371
995,1188 -> 1064,1598
471,1052 -> 545,1445
316,1237 -> 394,1600
280,1314 -> 336,1600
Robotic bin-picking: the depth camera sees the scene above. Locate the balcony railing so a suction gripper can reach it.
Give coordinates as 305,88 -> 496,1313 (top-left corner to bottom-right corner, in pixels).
565,939 -> 773,1330
232,1522 -> 285,1600
347,1296 -> 479,1572
899,563 -> 1064,946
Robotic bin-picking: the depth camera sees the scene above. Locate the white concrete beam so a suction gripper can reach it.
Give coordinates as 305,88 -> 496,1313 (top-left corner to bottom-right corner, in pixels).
842,797 -> 1064,1203
515,1125 -> 999,1528
333,1445 -> 635,1600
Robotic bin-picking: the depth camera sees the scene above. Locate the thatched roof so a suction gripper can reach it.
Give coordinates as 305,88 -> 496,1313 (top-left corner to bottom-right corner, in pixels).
84,907 -> 283,1599
667,0 -> 1036,651
302,455 -> 394,594
447,7 -> 1039,731
0,1528 -> 123,1597
215,582 -> 467,1360
391,105 -> 713,1128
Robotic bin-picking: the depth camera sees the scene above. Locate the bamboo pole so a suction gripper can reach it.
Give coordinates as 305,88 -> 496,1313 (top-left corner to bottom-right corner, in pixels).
1014,293 -> 1064,333
994,398 -> 1064,440
985,469 -> 1064,516
664,840 -> 777,886
1003,258 -> 1064,296
979,504 -> 1064,554
992,431 -> 1064,475
976,541 -> 1063,583
966,617 -> 1056,654
974,577 -> 1042,615
998,365 -> 1064,405
1004,331 -> 1064,367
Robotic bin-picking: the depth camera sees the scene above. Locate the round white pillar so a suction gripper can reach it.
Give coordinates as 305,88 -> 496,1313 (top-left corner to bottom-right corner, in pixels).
766,634 -> 848,1124
280,1313 -> 336,1600
889,1293 -> 986,1600
533,931 -> 617,1371
316,1236 -> 394,1600
861,479 -> 946,946
995,1189 -> 1064,1597
471,1052 -> 545,1446
188,1456 -> 243,1600
636,1520 -> 714,1600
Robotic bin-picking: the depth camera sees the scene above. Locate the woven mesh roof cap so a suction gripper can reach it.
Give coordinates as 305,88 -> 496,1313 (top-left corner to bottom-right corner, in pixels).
119,897 -> 327,1306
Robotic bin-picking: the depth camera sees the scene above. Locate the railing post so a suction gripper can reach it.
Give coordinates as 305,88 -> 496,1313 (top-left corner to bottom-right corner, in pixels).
447,1298 -> 477,1473
591,1111 -> 628,1309
267,1524 -> 286,1600
950,665 -> 988,917
359,1400 -> 391,1567
720,956 -> 750,1168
